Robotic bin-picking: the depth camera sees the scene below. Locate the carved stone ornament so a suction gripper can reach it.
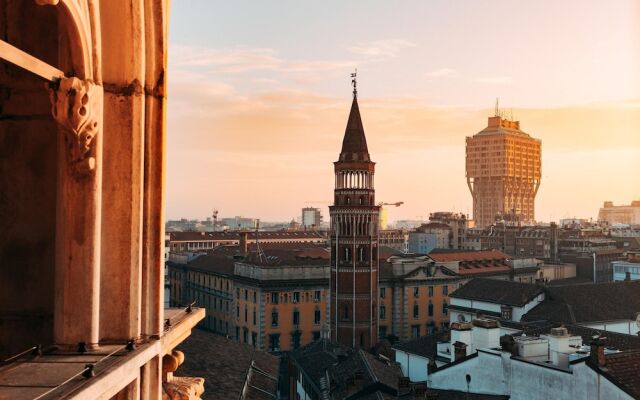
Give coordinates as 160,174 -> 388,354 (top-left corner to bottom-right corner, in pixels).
162,350 -> 205,400
48,77 -> 102,178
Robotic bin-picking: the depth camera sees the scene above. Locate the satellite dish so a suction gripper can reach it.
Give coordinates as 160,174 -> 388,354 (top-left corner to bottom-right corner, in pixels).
458,314 -> 466,322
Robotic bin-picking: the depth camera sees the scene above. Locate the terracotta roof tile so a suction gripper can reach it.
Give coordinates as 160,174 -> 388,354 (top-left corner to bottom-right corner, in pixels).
428,250 -> 510,263
601,350 -> 640,398
176,329 -> 278,399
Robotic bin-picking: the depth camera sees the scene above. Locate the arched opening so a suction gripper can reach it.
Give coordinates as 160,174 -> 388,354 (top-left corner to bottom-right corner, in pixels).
0,2 -> 67,358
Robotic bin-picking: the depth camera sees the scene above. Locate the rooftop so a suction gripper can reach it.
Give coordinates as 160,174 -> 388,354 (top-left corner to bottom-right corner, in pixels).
596,350 -> 640,399
428,250 -> 511,263
169,230 -> 327,241
450,278 -> 544,307
522,280 -> 640,323
392,333 -> 442,360
176,329 -> 278,399
338,96 -> 371,163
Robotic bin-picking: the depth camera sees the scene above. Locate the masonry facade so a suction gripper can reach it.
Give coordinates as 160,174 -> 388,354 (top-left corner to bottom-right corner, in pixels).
0,1 -> 203,398
330,87 -> 380,349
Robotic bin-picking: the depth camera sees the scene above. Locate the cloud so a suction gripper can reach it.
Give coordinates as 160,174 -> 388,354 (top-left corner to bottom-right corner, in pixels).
170,45 -> 282,73
347,39 -> 416,60
165,60 -> 639,222
474,76 -> 514,85
169,44 -> 357,85
424,68 -> 458,78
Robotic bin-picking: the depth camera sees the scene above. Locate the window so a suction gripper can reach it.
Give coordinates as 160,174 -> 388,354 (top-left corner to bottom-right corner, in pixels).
379,326 -> 387,339
380,305 -> 386,320
358,247 -> 364,261
244,289 -> 248,301
235,326 -> 239,339
253,291 -> 257,303
291,331 -> 302,349
252,332 -> 257,348
244,305 -> 248,322
345,247 -> 350,261
343,305 -> 350,320
283,293 -> 288,303
314,290 -> 321,302
236,288 -> 240,298
442,302 -> 449,315
253,308 -> 256,325
414,287 -> 419,297
271,310 -> 279,327
236,305 -> 240,319
243,328 -> 248,343
269,334 -> 280,352
312,331 -> 321,341
293,310 -> 300,326
380,287 -> 386,299
413,303 -> 419,319
271,292 -> 279,304
314,309 -> 321,324
428,286 -> 434,297
412,325 -> 420,338
293,291 -> 300,303
428,302 -> 434,317
442,285 -> 449,296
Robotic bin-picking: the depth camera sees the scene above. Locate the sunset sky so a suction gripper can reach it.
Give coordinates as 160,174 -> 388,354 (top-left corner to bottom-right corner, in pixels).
166,1 -> 640,223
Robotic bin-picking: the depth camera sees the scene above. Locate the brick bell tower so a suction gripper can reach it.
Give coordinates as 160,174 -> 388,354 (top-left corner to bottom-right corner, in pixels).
330,72 -> 380,349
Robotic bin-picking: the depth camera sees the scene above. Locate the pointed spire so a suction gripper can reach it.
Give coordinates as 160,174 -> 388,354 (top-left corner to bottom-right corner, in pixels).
339,71 -> 370,163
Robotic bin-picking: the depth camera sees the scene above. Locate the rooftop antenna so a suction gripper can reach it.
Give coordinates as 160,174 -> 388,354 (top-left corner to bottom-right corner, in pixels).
255,219 -> 267,263
212,209 -> 218,232
351,68 -> 358,98
494,97 -> 499,117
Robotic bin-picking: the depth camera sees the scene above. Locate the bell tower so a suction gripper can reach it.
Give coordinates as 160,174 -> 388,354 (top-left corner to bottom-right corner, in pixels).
329,73 -> 380,349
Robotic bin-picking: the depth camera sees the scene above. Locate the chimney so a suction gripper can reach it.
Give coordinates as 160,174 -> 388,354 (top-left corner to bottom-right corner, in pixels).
449,322 -> 473,361
500,335 -> 517,356
427,358 -> 437,374
548,327 -> 570,368
239,231 -> 249,255
472,318 -> 501,351
589,336 -> 607,368
453,341 -> 468,361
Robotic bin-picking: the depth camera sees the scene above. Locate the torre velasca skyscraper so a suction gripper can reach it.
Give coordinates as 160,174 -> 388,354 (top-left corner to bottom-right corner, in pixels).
330,78 -> 380,349
466,110 -> 542,228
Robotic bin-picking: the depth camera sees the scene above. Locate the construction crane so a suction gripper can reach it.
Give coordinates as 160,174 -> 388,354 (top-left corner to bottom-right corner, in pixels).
378,201 -> 404,207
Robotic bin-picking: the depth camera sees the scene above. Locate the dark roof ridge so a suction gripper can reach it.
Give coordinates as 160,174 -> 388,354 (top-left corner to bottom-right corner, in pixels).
338,96 -> 371,163
359,349 -> 378,383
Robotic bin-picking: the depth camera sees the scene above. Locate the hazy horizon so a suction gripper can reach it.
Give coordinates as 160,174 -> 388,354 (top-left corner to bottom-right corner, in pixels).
166,1 -> 640,223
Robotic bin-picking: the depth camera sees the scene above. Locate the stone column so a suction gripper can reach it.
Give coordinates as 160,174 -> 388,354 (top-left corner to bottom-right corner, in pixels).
50,77 -> 103,348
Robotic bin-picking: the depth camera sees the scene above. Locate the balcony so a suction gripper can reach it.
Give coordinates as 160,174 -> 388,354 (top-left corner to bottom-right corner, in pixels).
0,308 -> 204,400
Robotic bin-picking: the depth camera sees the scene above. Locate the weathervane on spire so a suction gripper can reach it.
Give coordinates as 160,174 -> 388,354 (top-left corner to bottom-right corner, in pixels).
351,68 -> 358,98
